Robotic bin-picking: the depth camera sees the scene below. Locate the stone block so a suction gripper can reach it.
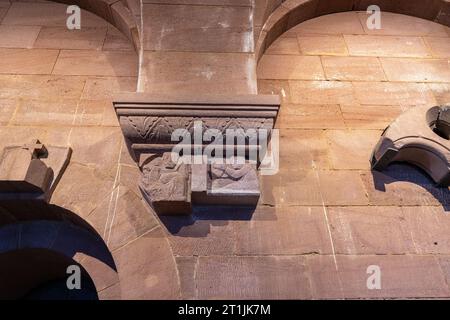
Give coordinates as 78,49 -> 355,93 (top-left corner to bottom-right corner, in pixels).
0,140 -> 52,194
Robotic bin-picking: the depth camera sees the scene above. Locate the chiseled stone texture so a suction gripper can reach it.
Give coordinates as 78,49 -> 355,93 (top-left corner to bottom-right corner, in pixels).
139,1 -> 257,94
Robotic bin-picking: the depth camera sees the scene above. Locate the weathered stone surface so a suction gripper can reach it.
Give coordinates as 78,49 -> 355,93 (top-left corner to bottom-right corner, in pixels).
352,82 -> 436,106
304,255 -> 343,299
257,54 -> 325,80
317,170 -> 369,206
297,35 -> 348,56
260,169 -> 323,206
196,256 -> 311,299
344,35 -> 432,58
34,27 -> 108,50
402,206 -> 450,254
337,255 -> 450,298
381,58 -> 450,82
278,129 -> 330,169
81,77 -> 137,100
257,79 -> 291,103
68,127 -> 122,178
0,48 -> 59,75
235,206 -> 333,255
0,25 -> 40,48
328,206 -> 416,254
113,227 -> 181,299
322,56 -> 386,81
327,129 -> 382,170
141,51 -> 255,95
341,104 -> 407,130
278,104 -> 345,129
53,50 -> 138,77
289,80 -> 357,105
142,4 -> 252,53
51,163 -> 115,218
424,37 -> 450,58
265,37 -> 300,55
0,75 -> 86,100
176,256 -> 197,300
103,186 -> 160,251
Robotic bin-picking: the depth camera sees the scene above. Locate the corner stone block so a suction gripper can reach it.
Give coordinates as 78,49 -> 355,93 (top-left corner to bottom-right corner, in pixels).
0,140 -> 52,194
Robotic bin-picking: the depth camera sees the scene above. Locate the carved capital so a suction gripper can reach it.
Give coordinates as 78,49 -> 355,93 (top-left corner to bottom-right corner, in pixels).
113,93 -> 280,215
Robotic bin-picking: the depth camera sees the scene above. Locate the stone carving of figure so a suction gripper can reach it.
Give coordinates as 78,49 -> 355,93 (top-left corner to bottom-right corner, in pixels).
140,152 -> 189,202
209,160 -> 259,193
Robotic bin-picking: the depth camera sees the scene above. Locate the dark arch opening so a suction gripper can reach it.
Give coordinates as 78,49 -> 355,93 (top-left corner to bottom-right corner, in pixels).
0,217 -> 118,300
0,248 -> 98,300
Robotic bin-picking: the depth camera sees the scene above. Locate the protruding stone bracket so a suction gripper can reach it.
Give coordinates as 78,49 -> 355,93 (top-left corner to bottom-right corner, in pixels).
113,93 -> 280,215
371,105 -> 450,186
0,139 -> 72,201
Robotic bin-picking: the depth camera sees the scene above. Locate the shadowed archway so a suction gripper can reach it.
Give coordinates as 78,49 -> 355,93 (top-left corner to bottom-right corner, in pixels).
0,219 -> 119,299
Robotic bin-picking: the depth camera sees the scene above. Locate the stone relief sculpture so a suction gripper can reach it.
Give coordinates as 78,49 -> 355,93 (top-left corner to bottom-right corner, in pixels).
207,161 -> 260,206
140,153 -> 191,214
114,93 -> 280,215
210,162 -> 257,192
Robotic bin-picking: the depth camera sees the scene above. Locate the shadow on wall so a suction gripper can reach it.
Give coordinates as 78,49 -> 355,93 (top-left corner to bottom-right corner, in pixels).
159,205 -> 256,237
0,248 -> 98,300
371,163 -> 450,211
0,205 -> 118,300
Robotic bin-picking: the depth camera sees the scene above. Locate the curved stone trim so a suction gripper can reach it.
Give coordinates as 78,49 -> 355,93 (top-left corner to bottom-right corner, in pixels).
256,0 -> 450,61
371,105 -> 450,187
53,0 -> 140,52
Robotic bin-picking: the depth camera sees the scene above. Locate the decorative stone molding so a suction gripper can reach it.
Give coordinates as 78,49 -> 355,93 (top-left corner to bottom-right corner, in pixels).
114,93 -> 280,215
0,139 -> 72,201
371,105 -> 450,186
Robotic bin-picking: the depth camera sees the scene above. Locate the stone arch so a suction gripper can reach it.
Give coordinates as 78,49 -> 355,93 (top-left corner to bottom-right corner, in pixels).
52,0 -> 140,52
0,220 -> 119,299
256,0 -> 450,61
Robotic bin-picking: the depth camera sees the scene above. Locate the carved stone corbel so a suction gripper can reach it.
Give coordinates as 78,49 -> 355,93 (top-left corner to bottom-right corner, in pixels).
113,93 -> 280,215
